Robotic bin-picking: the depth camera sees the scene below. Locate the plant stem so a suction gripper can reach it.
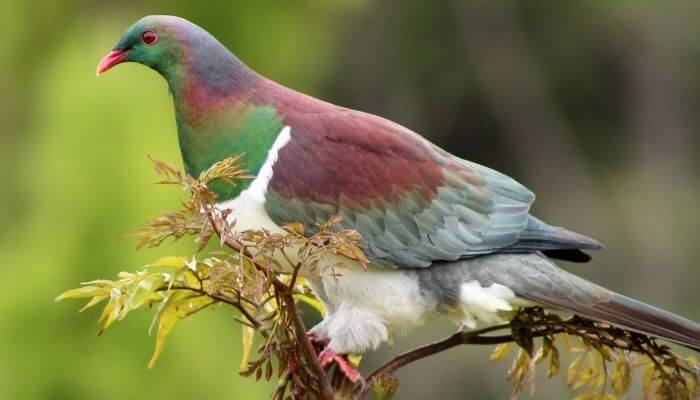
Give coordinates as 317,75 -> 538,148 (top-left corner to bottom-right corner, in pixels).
208,213 -> 335,400
271,372 -> 291,400
365,324 -> 512,387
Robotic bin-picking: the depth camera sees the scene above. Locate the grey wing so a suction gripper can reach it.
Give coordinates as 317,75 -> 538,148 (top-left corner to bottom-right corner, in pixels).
266,156 -> 600,268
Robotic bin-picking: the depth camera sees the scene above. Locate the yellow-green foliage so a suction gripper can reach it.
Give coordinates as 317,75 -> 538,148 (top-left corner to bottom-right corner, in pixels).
58,156 -> 367,399
489,309 -> 698,400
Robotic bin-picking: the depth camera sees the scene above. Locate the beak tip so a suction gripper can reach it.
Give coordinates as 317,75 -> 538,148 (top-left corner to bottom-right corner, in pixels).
96,50 -> 127,76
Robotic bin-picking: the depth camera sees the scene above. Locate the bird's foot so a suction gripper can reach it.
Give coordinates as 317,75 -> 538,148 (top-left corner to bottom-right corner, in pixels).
318,348 -> 362,383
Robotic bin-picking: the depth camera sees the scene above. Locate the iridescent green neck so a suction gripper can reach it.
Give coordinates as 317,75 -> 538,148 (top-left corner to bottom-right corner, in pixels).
152,30 -> 272,202
173,98 -> 284,201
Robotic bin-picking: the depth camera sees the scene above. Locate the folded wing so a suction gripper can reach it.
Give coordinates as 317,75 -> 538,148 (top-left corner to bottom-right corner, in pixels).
266,109 -> 600,268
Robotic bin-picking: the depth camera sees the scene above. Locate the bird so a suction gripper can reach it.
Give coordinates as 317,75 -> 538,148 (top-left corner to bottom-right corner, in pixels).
98,15 -> 700,382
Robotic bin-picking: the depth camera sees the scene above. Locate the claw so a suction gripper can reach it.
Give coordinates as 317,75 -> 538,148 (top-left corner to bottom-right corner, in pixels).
318,348 -> 362,383
307,332 -> 326,355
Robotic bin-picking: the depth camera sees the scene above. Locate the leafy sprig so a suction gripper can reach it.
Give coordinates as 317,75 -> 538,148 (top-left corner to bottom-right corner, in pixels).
490,308 -> 699,400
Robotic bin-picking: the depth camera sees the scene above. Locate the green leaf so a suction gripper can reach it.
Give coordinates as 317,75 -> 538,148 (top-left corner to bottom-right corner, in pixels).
55,285 -> 110,302
542,336 -> 553,357
568,355 -> 584,386
240,324 -> 255,369
145,256 -> 189,274
348,354 -> 363,368
547,345 -> 560,377
194,260 -> 212,277
610,353 -> 630,397
148,292 -> 215,368
79,295 -> 108,313
491,342 -> 513,362
126,275 -> 165,310
572,369 -> 593,390
642,365 -> 655,400
167,263 -> 201,289
593,371 -> 606,389
98,287 -> 124,335
80,279 -> 119,288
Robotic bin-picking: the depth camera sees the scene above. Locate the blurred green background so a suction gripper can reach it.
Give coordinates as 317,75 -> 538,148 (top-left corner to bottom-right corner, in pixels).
1,1 -> 699,399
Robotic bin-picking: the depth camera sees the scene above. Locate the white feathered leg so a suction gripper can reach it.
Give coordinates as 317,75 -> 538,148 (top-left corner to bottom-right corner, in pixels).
310,305 -> 388,354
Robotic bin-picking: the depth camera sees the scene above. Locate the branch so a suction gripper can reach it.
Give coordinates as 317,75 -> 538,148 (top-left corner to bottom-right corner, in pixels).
207,211 -> 335,400
365,324 -> 513,388
362,310 -> 699,400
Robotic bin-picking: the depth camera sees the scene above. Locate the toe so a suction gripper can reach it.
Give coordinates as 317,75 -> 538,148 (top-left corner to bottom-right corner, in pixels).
317,349 -> 362,383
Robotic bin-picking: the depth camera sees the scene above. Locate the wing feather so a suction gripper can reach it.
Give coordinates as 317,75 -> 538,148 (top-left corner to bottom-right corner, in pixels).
265,109 -> 599,268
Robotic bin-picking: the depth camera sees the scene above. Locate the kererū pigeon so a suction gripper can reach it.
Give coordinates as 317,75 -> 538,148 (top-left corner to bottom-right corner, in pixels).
97,15 -> 700,380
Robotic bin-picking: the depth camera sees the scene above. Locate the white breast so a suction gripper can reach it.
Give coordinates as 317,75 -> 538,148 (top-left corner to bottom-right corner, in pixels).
319,266 -> 431,331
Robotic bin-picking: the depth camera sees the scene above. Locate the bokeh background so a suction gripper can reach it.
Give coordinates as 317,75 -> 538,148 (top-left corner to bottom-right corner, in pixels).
1,1 -> 699,399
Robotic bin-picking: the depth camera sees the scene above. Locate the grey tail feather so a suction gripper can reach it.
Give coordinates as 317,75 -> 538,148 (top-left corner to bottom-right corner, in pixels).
433,253 -> 699,351
520,279 -> 700,351
504,216 -> 603,263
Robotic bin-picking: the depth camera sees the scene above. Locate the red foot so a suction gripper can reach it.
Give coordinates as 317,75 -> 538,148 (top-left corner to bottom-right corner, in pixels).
318,348 -> 361,383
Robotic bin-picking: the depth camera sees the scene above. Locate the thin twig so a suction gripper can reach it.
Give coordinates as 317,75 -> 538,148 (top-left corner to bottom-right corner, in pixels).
163,285 -> 267,336
365,319 -> 591,390
365,324 -> 512,388
271,372 -> 291,400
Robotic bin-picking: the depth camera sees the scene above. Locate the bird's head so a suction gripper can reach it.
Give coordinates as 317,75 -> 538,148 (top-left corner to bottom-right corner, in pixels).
97,15 -> 194,78
97,15 -> 249,93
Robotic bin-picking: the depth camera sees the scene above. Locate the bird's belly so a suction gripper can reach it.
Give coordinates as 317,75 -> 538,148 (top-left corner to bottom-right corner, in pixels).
317,266 -> 434,332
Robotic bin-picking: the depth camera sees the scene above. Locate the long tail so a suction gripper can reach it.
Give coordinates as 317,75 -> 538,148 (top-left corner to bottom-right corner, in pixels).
446,253 -> 700,350
523,281 -> 700,351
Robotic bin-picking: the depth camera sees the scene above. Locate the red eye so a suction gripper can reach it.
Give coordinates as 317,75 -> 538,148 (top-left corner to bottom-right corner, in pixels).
141,31 -> 158,45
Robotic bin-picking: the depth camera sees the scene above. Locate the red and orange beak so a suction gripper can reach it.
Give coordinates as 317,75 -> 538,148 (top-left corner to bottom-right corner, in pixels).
96,50 -> 128,75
